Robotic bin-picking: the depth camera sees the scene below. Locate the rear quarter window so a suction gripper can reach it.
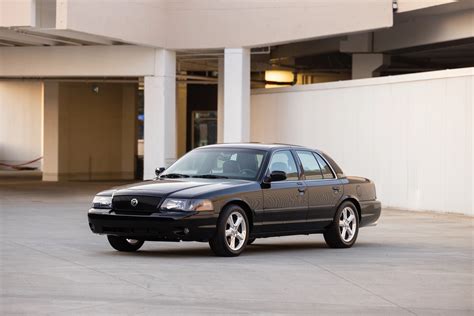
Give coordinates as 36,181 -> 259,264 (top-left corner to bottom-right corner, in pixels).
319,152 -> 344,178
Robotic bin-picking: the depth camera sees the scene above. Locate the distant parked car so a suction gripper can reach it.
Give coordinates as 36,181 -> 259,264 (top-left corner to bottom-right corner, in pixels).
88,143 -> 381,256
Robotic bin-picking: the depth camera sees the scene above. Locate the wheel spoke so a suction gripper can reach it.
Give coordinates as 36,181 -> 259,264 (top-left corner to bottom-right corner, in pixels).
236,232 -> 245,241
342,209 -> 348,220
339,220 -> 345,227
230,236 -> 236,249
347,214 -> 355,223
341,227 -> 347,239
227,216 -> 234,228
234,215 -> 243,228
347,226 -> 353,236
225,229 -> 232,237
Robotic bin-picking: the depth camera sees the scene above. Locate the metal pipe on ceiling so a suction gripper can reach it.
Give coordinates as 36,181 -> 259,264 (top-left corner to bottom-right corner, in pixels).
177,47 -> 271,59
11,29 -> 83,46
176,74 -> 217,81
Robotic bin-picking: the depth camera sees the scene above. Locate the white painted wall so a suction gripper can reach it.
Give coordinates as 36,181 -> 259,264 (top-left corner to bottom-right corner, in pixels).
0,81 -> 43,169
251,68 -> 473,216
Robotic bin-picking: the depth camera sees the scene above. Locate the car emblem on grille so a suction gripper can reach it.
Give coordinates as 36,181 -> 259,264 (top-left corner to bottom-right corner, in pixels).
130,198 -> 138,207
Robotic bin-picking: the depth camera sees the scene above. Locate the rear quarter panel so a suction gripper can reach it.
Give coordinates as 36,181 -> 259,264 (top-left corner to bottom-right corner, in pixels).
341,176 -> 377,202
340,176 -> 381,227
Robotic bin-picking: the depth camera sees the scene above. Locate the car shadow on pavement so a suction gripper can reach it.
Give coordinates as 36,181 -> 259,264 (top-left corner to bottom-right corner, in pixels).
98,241 -> 384,258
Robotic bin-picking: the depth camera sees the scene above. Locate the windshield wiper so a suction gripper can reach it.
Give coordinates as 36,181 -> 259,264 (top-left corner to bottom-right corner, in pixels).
192,174 -> 229,179
160,173 -> 190,178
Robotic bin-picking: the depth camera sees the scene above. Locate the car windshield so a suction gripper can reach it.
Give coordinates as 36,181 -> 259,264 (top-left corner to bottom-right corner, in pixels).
161,148 -> 266,181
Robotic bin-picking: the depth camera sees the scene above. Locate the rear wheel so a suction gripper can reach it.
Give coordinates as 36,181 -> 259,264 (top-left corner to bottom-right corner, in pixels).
209,205 -> 249,257
324,201 -> 359,248
107,235 -> 144,252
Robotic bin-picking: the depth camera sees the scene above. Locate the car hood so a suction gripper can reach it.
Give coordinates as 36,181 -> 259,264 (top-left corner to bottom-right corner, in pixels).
101,178 -> 254,198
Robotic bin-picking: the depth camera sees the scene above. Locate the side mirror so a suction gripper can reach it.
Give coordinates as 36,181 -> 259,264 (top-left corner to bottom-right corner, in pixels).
155,167 -> 166,177
266,170 -> 287,182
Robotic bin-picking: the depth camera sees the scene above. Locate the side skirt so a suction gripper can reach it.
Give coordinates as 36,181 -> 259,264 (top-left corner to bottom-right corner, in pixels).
251,229 -> 326,239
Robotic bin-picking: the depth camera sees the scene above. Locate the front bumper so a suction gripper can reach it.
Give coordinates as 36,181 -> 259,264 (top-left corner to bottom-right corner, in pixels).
88,209 -> 218,242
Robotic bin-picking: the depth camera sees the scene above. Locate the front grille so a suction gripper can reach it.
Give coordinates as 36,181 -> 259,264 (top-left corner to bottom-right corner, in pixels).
112,195 -> 162,212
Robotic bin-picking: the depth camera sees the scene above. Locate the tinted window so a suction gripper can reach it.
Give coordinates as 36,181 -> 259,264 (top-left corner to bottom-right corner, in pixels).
268,150 -> 299,180
320,152 -> 344,177
163,148 -> 265,180
296,151 -> 323,180
314,153 -> 335,179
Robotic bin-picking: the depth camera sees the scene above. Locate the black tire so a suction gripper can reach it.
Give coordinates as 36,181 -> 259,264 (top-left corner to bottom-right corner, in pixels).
324,201 -> 359,248
107,235 -> 144,252
209,204 -> 249,257
247,237 -> 256,245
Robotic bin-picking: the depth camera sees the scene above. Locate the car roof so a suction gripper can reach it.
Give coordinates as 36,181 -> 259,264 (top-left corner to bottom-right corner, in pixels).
196,142 -> 311,152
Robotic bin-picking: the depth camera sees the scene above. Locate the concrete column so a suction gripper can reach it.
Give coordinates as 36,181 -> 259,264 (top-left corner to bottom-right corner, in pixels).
42,82 -> 60,181
352,53 -> 390,79
144,49 -> 177,180
470,74 -> 474,216
217,57 -> 225,143
223,48 -> 250,143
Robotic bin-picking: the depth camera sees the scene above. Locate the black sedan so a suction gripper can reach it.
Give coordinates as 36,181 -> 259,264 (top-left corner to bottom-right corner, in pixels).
88,143 -> 381,256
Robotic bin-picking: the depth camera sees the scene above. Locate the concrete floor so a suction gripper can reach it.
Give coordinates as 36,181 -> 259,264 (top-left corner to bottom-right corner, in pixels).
0,179 -> 472,315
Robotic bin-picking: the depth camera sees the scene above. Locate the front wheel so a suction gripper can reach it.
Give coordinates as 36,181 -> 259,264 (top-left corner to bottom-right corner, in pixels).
323,201 -> 359,248
107,235 -> 144,252
209,205 -> 249,257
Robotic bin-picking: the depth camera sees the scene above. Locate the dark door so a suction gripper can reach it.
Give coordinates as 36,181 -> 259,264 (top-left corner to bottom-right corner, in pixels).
295,151 -> 343,229
262,150 -> 308,232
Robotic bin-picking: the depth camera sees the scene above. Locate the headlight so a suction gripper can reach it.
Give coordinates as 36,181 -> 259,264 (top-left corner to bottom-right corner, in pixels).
92,195 -> 112,209
160,198 -> 214,212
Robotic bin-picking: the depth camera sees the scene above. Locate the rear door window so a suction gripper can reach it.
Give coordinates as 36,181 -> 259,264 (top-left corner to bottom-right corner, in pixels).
296,151 -> 323,180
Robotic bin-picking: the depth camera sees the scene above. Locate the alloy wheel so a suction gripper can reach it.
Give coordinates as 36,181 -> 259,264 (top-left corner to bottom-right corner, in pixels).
225,211 -> 247,251
339,206 -> 357,242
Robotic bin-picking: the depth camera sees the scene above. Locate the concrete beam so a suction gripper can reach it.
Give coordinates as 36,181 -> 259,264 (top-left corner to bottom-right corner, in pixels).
31,29 -> 118,45
0,45 -> 157,77
374,9 -> 474,52
8,0 -> 393,49
340,33 -> 373,53
396,0 -> 457,13
271,37 -> 342,59
352,54 -> 390,79
0,29 -> 57,46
